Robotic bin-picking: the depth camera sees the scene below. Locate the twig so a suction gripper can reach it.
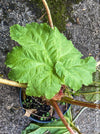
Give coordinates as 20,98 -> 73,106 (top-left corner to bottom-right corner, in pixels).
38,12 -> 46,21
73,107 -> 87,123
0,78 -> 27,88
42,0 -> 53,28
50,100 -> 76,134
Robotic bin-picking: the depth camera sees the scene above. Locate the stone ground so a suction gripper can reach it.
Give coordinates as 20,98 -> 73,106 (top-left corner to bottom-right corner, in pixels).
0,0 -> 100,134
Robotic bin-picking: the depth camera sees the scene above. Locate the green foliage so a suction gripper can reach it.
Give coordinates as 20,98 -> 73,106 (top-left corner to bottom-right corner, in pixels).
77,71 -> 100,102
5,22 -> 96,99
21,121 -> 70,134
21,109 -> 72,134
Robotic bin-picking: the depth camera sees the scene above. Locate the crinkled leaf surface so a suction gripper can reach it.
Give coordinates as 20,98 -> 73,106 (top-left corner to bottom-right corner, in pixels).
5,22 -> 96,99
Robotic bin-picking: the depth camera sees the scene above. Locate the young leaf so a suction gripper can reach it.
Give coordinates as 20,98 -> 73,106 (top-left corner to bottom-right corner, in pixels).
5,22 -> 96,99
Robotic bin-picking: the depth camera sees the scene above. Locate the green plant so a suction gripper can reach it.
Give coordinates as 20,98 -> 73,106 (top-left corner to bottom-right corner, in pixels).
0,0 -> 100,134
21,109 -> 72,134
5,22 -> 96,99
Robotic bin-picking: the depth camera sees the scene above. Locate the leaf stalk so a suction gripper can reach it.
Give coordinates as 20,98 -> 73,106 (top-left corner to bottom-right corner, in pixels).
42,0 -> 53,28
0,78 -> 27,88
61,97 -> 100,109
49,99 -> 76,134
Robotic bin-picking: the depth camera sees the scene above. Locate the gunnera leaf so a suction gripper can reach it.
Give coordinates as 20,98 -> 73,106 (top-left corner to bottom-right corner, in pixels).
5,22 -> 96,99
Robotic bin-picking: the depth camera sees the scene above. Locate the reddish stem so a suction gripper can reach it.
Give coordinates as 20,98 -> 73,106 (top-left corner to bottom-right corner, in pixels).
50,100 -> 76,134
61,97 -> 100,109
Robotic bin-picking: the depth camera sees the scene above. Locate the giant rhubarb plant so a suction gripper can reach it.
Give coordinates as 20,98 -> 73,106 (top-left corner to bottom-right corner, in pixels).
0,0 -> 100,134
5,22 -> 96,99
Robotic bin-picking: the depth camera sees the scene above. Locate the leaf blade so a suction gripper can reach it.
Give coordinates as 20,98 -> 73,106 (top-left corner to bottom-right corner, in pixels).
6,22 -> 96,99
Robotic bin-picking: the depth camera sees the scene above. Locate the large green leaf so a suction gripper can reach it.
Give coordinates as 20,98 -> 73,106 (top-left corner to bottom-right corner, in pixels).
5,22 -> 96,99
